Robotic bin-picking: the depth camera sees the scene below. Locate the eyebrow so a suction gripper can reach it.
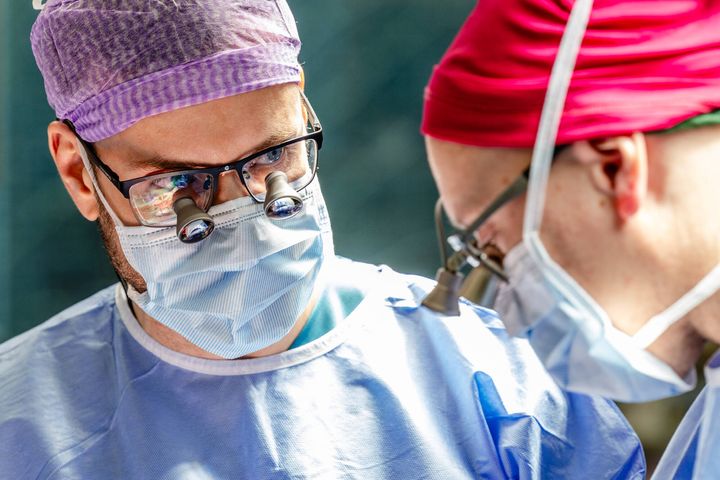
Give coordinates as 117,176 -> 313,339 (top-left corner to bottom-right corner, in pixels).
128,127 -> 303,171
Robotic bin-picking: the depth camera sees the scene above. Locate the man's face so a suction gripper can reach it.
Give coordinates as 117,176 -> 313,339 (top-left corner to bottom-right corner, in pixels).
426,134 -> 713,373
426,135 -> 683,333
90,84 -> 305,293
425,139 -> 529,254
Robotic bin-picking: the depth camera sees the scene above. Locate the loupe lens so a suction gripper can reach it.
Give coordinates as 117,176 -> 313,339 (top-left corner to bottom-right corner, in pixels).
265,196 -> 303,219
178,217 -> 214,243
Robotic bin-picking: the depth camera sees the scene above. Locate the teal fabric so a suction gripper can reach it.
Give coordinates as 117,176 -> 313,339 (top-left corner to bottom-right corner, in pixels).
289,279 -> 365,349
664,109 -> 720,132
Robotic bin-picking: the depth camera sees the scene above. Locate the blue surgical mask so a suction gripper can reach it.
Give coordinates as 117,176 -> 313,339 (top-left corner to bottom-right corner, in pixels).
495,244 -> 696,403
79,141 -> 333,358
123,180 -> 332,358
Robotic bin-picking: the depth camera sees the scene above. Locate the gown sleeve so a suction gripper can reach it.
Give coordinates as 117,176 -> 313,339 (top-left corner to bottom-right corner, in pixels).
474,370 -> 647,479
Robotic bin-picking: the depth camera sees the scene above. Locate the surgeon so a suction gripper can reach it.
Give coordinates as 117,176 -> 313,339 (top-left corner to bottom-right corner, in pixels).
422,0 -> 720,478
0,1 -> 645,478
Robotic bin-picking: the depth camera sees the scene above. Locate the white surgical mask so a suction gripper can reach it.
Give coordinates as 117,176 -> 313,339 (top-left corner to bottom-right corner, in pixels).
494,0 -> 720,402
79,141 -> 334,359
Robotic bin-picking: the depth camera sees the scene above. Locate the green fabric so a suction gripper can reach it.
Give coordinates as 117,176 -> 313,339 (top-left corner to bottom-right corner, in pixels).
663,109 -> 720,133
289,281 -> 366,349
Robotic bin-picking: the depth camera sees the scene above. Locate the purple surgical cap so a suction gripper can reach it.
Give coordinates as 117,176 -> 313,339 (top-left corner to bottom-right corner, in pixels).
30,0 -> 301,142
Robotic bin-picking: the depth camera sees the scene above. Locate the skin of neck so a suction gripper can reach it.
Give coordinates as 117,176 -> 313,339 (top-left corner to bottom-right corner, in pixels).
654,126 -> 720,350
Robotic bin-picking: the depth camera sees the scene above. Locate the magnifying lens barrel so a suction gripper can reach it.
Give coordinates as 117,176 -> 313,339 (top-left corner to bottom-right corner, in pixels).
264,171 -> 304,220
458,266 -> 493,305
421,268 -> 464,316
173,196 -> 215,243
172,171 -> 302,243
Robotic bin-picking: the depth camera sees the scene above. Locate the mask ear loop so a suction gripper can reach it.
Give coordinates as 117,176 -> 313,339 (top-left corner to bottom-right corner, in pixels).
521,0 -> 720,350
634,264 -> 720,349
520,0 -> 606,316
76,138 -> 138,303
75,138 -> 126,228
523,0 -> 593,243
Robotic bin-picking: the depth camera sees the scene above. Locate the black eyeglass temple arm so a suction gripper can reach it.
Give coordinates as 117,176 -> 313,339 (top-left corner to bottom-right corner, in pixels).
460,168 -> 529,242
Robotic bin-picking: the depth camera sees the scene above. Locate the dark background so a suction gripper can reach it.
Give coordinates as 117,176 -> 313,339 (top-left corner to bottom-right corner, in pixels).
0,0 -> 706,473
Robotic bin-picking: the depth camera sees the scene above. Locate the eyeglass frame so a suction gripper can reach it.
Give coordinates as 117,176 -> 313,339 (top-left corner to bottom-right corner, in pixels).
66,90 -> 323,205
436,145 -> 568,281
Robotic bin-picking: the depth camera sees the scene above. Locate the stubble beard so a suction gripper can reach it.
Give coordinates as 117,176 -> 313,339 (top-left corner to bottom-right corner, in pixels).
96,197 -> 148,294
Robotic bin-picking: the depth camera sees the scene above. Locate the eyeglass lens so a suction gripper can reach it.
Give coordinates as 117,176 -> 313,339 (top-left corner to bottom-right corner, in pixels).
129,173 -> 215,227
241,138 -> 317,201
127,138 -> 318,227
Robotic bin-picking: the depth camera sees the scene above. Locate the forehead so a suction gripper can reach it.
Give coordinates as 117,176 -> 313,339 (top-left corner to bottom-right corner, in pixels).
96,84 -> 302,168
425,136 -> 531,227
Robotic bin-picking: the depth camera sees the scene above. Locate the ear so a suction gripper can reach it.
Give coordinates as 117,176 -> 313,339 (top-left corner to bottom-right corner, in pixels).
47,121 -> 100,221
570,132 -> 648,222
298,67 -> 309,125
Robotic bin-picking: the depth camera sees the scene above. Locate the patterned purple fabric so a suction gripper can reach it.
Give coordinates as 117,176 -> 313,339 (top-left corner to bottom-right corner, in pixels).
31,0 -> 301,142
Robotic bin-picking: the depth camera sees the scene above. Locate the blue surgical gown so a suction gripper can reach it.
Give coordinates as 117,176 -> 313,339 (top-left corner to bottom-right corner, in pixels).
652,351 -> 720,479
0,259 -> 645,479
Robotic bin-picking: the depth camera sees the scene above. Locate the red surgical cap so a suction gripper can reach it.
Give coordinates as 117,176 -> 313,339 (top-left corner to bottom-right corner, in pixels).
422,0 -> 720,148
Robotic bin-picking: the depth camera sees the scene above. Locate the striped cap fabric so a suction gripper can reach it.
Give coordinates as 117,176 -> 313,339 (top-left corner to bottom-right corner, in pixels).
31,0 -> 301,142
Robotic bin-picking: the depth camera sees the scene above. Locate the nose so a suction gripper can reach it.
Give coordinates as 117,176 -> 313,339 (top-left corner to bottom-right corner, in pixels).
475,222 -> 496,246
214,170 -> 250,204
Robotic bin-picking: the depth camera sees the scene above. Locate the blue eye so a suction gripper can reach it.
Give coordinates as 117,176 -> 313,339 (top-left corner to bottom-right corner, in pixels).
263,147 -> 283,164
171,174 -> 192,188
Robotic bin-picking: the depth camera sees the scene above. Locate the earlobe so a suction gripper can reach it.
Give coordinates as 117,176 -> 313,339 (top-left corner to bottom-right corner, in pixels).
47,121 -> 100,221
571,132 -> 648,222
609,133 -> 648,221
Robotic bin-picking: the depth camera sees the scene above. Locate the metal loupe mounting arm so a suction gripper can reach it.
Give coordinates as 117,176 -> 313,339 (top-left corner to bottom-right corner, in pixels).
421,199 -> 468,315
422,170 -> 528,314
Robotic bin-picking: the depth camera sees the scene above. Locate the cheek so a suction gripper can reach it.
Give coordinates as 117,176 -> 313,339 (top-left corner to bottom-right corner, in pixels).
98,202 -> 148,292
482,197 -> 525,253
539,175 -> 616,290
541,187 -> 588,261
